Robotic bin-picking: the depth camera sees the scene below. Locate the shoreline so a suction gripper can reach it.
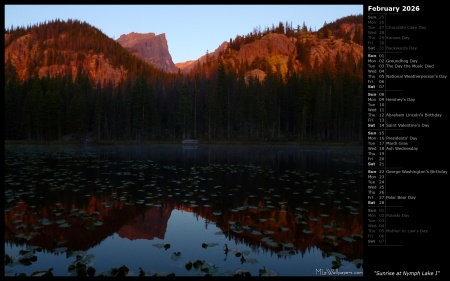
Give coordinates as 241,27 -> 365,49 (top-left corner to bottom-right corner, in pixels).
5,139 -> 362,147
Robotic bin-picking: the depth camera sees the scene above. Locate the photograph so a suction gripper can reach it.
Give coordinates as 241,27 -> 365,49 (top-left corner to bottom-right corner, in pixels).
4,4 -> 365,277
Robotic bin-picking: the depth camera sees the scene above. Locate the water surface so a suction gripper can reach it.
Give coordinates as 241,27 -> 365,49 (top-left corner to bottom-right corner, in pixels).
4,144 -> 363,277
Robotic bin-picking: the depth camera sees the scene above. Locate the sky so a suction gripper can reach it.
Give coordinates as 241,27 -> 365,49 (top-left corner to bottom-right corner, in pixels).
4,4 -> 363,64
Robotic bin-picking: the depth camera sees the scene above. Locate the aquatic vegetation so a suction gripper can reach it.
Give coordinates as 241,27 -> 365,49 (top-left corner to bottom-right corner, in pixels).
67,252 -> 96,276
152,243 -> 171,250
31,268 -> 54,277
4,144 -> 363,276
233,269 -> 252,277
98,265 -> 130,277
4,247 -> 40,270
170,251 -> 182,261
259,266 -> 279,276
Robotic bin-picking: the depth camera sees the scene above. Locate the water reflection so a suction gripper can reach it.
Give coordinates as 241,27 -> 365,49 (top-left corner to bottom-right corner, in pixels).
4,144 -> 363,276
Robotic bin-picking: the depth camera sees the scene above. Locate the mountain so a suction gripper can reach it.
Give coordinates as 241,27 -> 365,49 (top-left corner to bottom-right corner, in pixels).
4,16 -> 362,86
116,32 -> 179,73
4,19 -> 167,87
175,41 -> 229,73
175,15 -> 363,79
174,60 -> 195,70
5,32 -> 127,86
184,16 -> 363,83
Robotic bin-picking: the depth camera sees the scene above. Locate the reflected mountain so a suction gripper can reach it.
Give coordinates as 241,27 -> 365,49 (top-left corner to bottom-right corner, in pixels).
5,144 -> 363,269
5,190 -> 362,262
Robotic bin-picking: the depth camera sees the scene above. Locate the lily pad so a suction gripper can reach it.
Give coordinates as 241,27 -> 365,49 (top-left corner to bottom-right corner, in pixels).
52,247 -> 67,254
259,267 -> 279,276
170,252 -> 182,261
329,252 -> 347,259
342,237 -> 355,243
31,268 -> 53,277
39,218 -> 52,225
277,250 -> 294,257
302,228 -> 313,234
261,237 -> 273,243
265,241 -> 279,247
243,258 -> 259,264
233,269 -> 252,277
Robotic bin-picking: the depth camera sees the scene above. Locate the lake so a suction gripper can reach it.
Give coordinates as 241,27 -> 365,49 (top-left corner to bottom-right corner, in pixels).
4,144 -> 363,277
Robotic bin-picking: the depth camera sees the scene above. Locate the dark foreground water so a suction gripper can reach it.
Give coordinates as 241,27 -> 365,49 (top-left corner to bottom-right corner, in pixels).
4,144 -> 363,277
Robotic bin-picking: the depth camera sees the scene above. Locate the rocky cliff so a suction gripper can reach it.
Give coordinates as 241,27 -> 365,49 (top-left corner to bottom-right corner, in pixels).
4,33 -> 128,85
117,32 -> 179,73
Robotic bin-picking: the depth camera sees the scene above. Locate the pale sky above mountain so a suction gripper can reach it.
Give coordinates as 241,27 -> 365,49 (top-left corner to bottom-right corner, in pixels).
5,4 -> 362,64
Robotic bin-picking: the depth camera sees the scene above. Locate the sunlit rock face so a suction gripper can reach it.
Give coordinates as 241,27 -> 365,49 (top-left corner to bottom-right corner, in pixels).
4,33 -> 128,87
117,32 -> 179,73
176,41 -> 229,73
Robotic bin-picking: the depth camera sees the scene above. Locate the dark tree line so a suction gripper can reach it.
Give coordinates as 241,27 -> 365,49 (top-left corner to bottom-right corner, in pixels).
5,51 -> 362,143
